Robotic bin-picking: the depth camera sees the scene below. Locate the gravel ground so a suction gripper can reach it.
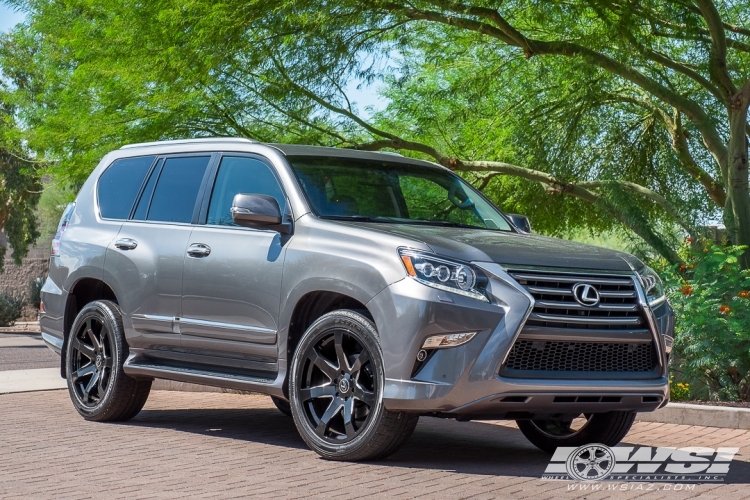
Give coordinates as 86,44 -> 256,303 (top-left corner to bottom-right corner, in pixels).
0,333 -> 59,371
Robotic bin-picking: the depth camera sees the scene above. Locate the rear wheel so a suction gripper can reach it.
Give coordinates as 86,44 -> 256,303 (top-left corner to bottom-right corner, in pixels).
516,411 -> 636,454
65,300 -> 151,421
290,310 -> 418,461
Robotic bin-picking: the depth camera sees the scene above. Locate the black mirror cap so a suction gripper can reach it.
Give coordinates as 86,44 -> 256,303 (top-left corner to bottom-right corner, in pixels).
507,213 -> 531,233
231,193 -> 283,227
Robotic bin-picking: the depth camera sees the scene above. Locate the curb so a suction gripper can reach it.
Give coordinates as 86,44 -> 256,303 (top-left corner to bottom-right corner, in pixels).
637,403 -> 750,430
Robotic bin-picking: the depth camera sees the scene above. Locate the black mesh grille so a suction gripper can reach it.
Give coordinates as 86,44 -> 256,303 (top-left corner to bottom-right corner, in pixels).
504,340 -> 657,372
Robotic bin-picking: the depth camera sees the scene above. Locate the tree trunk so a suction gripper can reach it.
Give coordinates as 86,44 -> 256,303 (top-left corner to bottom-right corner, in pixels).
725,83 -> 750,269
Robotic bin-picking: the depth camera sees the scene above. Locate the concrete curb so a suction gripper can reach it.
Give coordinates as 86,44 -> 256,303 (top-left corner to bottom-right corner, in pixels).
637,402 -> 750,430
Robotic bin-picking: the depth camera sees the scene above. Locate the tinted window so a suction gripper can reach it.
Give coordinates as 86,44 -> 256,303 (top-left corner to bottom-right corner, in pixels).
147,156 -> 211,223
207,156 -> 286,226
97,156 -> 155,219
289,156 -> 512,231
132,159 -> 161,220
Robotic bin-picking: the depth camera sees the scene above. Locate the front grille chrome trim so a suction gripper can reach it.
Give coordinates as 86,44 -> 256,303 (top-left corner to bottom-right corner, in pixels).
529,312 -> 642,325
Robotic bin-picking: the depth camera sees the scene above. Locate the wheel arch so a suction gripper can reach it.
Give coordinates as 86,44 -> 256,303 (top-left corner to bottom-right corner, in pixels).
280,289 -> 373,398
61,277 -> 118,378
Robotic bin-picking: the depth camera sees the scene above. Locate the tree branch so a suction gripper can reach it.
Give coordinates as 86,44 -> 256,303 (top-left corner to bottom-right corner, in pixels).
695,0 -> 737,97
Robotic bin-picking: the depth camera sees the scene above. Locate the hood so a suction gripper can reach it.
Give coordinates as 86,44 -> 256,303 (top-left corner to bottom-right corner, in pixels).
349,223 -> 643,272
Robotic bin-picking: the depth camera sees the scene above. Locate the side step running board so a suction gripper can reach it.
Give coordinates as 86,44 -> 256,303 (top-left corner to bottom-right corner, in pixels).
123,358 -> 280,394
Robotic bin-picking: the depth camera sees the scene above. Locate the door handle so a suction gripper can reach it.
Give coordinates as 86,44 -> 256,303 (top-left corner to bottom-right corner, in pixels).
115,238 -> 138,250
187,243 -> 211,258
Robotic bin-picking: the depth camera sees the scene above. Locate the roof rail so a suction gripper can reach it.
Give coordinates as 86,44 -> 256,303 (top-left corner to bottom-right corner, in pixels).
378,151 -> 404,157
120,137 -> 257,149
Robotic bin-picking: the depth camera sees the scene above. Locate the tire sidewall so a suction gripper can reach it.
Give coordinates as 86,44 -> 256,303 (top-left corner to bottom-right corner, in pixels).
289,310 -> 387,457
65,300 -> 127,419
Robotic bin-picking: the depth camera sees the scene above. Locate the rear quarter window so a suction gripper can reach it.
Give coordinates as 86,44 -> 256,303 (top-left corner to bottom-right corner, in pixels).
97,156 -> 156,219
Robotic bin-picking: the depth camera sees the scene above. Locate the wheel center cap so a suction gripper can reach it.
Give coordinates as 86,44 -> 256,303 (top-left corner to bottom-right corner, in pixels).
95,355 -> 102,369
338,378 -> 350,394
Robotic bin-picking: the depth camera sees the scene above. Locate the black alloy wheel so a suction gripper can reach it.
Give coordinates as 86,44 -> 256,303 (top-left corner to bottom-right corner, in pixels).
517,411 -> 636,453
290,310 -> 419,461
69,316 -> 113,406
299,328 -> 376,442
65,301 -> 152,421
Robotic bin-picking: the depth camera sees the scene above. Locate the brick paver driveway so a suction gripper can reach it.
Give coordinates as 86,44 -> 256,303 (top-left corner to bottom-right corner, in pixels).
2,390 -> 750,499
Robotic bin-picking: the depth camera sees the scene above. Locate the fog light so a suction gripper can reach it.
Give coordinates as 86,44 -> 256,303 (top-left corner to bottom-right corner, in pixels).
421,332 -> 477,349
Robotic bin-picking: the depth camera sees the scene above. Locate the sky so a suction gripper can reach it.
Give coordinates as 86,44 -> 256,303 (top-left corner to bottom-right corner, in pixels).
0,3 -> 24,33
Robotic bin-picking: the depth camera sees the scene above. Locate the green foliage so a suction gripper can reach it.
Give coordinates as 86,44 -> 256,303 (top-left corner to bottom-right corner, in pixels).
669,376 -> 691,402
0,290 -> 24,327
28,275 -> 44,309
661,243 -> 750,401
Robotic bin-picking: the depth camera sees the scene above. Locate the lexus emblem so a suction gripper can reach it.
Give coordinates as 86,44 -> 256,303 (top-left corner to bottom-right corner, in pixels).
572,283 -> 601,307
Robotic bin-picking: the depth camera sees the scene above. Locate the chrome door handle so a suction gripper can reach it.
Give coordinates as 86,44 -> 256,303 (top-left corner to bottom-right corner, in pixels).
187,243 -> 211,258
115,238 -> 138,250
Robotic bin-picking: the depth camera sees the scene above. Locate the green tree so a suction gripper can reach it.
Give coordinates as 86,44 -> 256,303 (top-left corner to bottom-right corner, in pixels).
2,0 -> 749,266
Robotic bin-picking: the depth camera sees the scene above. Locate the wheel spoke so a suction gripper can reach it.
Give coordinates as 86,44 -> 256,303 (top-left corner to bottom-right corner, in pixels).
349,349 -> 370,375
581,464 -> 593,475
299,384 -> 337,402
97,369 -> 107,398
72,337 -> 96,361
353,382 -> 376,407
83,370 -> 99,400
309,349 -> 339,381
72,363 -> 97,382
103,356 -> 113,368
315,398 -> 343,437
333,331 -> 349,372
85,319 -> 101,350
342,398 -> 356,438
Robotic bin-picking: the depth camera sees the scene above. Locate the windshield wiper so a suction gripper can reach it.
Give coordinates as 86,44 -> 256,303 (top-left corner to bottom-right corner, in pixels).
318,215 -> 397,223
405,220 -> 487,230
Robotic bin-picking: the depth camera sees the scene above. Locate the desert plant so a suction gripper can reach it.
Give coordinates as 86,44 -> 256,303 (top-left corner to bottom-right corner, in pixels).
28,276 -> 45,309
0,291 -> 25,327
661,242 -> 750,401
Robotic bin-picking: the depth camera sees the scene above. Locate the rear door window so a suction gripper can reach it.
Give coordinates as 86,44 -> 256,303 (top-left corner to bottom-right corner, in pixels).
97,156 -> 155,219
145,156 -> 211,223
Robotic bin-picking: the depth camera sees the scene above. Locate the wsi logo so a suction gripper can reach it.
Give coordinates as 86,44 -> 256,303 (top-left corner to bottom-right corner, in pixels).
543,444 -> 739,482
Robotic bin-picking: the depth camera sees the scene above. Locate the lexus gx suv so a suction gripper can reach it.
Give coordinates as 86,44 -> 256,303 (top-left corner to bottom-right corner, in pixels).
40,138 -> 673,461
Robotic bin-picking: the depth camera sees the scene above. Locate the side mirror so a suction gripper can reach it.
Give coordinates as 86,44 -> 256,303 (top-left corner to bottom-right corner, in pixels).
231,193 -> 283,228
507,213 -> 531,233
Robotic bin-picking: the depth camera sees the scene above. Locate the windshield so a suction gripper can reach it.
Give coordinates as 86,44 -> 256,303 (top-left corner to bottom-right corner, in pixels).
287,156 -> 513,231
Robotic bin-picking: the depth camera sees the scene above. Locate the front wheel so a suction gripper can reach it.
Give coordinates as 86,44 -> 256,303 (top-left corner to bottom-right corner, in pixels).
289,310 -> 418,461
65,300 -> 151,422
517,411 -> 636,454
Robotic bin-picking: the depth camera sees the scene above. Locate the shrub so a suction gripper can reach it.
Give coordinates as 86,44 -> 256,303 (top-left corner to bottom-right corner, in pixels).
660,242 -> 750,401
28,276 -> 45,309
669,376 -> 691,401
0,292 -> 25,327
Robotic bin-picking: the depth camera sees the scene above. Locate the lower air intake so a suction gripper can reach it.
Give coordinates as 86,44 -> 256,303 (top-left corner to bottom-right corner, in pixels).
504,340 -> 657,372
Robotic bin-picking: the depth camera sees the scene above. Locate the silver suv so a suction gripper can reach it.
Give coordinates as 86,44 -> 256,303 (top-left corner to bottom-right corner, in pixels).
40,138 -> 673,461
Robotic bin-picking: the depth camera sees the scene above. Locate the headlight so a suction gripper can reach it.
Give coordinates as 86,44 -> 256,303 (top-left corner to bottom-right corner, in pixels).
637,266 -> 665,305
399,249 -> 489,302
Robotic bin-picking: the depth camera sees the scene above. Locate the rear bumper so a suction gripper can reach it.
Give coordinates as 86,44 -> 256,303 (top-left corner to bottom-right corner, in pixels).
368,263 -> 672,416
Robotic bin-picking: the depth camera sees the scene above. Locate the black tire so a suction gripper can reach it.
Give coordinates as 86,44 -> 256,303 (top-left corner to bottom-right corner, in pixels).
517,411 -> 636,454
289,310 -> 419,461
65,300 -> 152,422
271,396 -> 292,417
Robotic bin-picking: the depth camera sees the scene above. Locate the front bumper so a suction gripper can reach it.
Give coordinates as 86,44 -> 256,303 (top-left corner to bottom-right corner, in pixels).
367,263 -> 672,417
